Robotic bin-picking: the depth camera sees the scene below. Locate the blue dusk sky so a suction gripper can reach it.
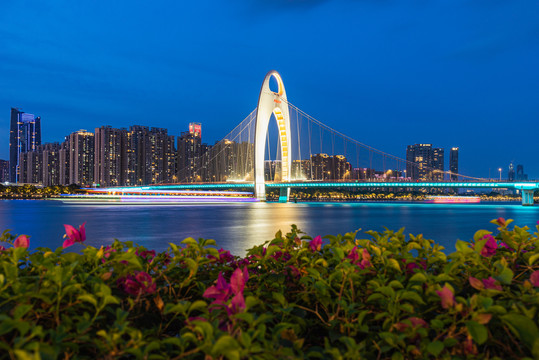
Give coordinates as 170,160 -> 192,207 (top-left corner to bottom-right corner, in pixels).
0,0 -> 537,179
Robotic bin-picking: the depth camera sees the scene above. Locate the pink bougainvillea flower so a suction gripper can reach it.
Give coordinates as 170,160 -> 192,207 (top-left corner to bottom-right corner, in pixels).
0,245 -> 5,251
208,248 -> 234,264
230,267 -> 249,295
436,285 -> 455,309
408,317 -> 428,328
14,235 -> 30,248
347,247 -> 372,269
360,248 -> 372,269
203,272 -> 232,303
530,270 -> 539,287
480,234 -> 497,257
309,236 -> 323,252
63,222 -> 86,248
271,250 -> 292,262
482,277 -> 502,291
118,271 -> 156,296
203,268 -> 250,317
228,292 -> 246,315
136,249 -> 156,262
468,276 -> 484,290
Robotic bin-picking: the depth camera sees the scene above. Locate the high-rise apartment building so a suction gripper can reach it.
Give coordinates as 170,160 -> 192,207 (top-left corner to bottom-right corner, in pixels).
94,126 -> 127,187
508,163 -> 515,182
9,108 -> 41,183
406,144 -> 444,181
449,147 -> 459,181
177,123 -> 204,183
126,126 -> 175,185
0,160 -> 9,183
42,143 -> 61,187
68,130 -> 95,186
516,164 -> 528,181
59,140 -> 71,185
309,153 -> 351,180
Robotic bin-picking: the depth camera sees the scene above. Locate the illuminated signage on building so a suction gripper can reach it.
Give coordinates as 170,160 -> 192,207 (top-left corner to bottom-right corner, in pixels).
189,123 -> 201,137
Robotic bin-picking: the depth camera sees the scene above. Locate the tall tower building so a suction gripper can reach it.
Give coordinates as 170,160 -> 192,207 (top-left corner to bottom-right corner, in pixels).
449,147 -> 459,181
508,163 -> 515,182
9,108 -> 41,183
0,160 -> 9,183
177,123 -> 203,183
42,143 -> 61,187
406,144 -> 444,181
126,126 -> 175,185
94,126 -> 127,187
68,130 -> 95,186
58,140 -> 71,185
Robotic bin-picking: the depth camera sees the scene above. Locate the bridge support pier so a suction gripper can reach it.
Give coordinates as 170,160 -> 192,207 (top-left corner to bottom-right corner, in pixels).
255,183 -> 266,201
522,189 -> 535,206
278,187 -> 290,203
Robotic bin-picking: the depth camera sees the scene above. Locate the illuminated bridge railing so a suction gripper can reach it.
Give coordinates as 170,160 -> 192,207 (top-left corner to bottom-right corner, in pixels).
103,181 -> 539,192
266,182 -> 539,189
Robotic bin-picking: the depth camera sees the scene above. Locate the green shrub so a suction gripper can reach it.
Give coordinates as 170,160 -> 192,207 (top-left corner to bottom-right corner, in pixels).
1,218 -> 539,359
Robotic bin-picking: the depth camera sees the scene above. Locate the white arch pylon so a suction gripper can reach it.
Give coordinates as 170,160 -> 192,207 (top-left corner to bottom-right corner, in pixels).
254,70 -> 292,201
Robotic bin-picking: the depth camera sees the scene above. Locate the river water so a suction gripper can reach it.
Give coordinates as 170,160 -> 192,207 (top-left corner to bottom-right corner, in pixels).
1,200 -> 538,255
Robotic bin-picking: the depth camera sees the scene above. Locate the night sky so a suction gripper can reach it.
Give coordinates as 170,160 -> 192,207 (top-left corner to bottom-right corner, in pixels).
1,1 -> 537,179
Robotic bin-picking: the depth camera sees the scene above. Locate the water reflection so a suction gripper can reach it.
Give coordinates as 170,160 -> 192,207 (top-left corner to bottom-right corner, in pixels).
0,200 -> 538,255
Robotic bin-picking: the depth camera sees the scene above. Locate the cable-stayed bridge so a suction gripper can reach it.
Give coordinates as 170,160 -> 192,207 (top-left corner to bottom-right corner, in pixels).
105,71 -> 538,206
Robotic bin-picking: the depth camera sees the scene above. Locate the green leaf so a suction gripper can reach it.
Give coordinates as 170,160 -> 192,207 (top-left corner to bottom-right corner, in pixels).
501,313 -> 539,349
387,258 -> 401,272
188,300 -> 207,314
495,267 -> 514,285
212,335 -> 240,360
409,272 -> 427,283
466,321 -> 488,345
456,240 -> 473,254
13,304 -> 33,319
181,237 -> 197,246
427,341 -> 444,356
377,286 -> 395,299
78,295 -> 98,307
272,292 -> 286,306
528,253 -> 539,266
334,247 -> 344,260
400,291 -> 425,305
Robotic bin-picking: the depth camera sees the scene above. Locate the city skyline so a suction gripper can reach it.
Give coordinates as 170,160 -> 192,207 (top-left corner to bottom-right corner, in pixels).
0,1 -> 537,179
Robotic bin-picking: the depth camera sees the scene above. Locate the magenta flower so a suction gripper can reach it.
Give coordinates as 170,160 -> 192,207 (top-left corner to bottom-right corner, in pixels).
480,234 -> 497,257
208,248 -> 234,264
228,292 -> 246,315
14,235 -> 30,248
136,249 -> 156,262
230,267 -> 249,294
203,267 -> 249,316
203,272 -> 231,304
436,285 -> 455,309
482,277 -> 502,291
63,222 -> 86,248
118,271 -> 156,296
530,270 -> 539,287
0,245 -> 5,251
347,247 -> 372,269
310,236 -> 323,252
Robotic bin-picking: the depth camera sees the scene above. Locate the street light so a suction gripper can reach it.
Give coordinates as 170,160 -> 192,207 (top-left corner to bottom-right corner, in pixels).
498,168 -> 502,181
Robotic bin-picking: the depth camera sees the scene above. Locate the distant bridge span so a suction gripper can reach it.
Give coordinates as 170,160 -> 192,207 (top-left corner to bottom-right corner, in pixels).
104,181 -> 538,206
